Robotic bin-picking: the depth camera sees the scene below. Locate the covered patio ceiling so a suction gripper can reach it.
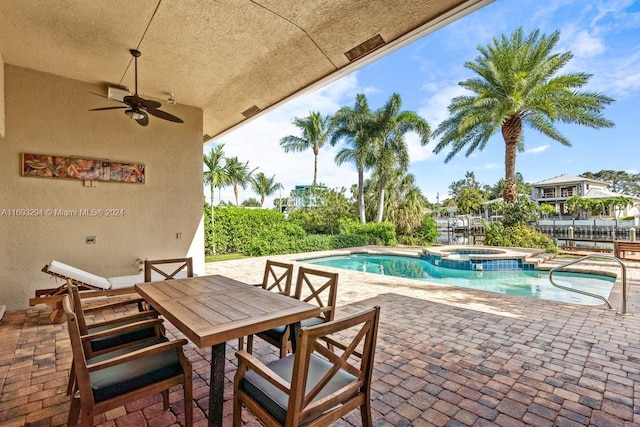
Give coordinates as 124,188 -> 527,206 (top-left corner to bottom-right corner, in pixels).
0,0 -> 492,141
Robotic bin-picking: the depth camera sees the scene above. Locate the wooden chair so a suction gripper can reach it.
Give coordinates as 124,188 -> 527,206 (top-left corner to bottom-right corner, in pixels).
250,266 -> 338,358
144,257 -> 194,282
62,294 -> 193,426
234,306 -> 381,427
258,260 -> 294,294
66,283 -> 165,395
240,260 -> 294,351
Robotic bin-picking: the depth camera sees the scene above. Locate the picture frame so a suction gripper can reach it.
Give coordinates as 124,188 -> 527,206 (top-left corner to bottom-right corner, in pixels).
21,153 -> 145,184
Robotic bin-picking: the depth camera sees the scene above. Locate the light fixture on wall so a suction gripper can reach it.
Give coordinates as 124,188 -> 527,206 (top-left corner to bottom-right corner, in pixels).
167,93 -> 176,105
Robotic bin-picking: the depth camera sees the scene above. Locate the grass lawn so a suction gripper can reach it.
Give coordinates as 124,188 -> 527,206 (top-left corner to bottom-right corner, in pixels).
205,253 -> 251,263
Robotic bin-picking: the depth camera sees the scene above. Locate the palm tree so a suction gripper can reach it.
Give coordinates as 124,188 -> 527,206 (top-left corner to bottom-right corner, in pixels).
370,93 -> 430,222
250,172 -> 283,207
225,157 -> 256,206
330,94 -> 376,224
280,111 -> 331,186
380,171 -> 428,235
433,27 -> 614,203
203,144 -> 229,206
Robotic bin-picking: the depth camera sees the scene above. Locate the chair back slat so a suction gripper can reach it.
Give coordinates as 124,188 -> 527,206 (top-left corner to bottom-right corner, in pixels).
262,260 -> 294,294
293,267 -> 338,322
144,257 -> 193,282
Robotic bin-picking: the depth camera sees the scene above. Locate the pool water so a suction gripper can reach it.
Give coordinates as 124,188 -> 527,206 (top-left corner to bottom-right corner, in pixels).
304,254 -> 615,305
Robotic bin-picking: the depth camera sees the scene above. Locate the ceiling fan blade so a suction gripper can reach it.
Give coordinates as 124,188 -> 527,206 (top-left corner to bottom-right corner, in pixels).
141,98 -> 162,110
89,106 -> 128,111
136,111 -> 149,127
146,108 -> 184,123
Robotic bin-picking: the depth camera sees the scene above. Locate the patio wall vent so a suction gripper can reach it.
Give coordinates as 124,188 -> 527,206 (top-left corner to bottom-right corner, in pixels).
242,105 -> 262,119
345,34 -> 386,62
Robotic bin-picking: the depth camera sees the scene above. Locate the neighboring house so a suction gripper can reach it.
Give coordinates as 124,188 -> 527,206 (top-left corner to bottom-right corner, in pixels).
285,185 -> 328,212
531,174 -> 640,218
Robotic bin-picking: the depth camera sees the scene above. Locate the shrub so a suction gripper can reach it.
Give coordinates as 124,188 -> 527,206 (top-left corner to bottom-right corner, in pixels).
287,209 -> 328,234
213,206 -> 290,254
204,202 -> 214,255
413,215 -> 439,244
484,222 -> 557,253
287,187 -> 356,235
338,219 -> 397,246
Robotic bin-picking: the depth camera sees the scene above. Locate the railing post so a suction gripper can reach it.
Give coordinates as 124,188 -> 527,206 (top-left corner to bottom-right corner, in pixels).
568,226 -> 574,248
631,227 -> 636,242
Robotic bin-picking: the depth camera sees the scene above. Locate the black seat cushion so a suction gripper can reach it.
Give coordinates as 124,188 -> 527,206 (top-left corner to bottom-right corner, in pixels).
88,315 -> 158,352
89,339 -> 182,402
260,316 -> 326,341
87,337 -> 168,364
241,353 -> 357,424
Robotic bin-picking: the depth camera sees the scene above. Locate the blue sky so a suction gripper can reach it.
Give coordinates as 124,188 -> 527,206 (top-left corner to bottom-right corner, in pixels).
207,0 -> 640,207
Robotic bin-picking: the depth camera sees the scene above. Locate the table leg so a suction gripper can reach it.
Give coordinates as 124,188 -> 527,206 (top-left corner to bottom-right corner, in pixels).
289,321 -> 302,353
208,342 -> 225,427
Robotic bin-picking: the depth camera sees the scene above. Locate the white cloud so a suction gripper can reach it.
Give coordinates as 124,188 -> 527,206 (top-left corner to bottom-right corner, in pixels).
206,74 -> 365,207
418,83 -> 468,130
406,132 -> 434,163
525,144 -> 551,154
477,163 -> 502,170
571,29 -> 606,57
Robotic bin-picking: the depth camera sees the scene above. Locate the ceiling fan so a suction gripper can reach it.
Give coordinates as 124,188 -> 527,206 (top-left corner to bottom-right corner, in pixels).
89,49 -> 184,126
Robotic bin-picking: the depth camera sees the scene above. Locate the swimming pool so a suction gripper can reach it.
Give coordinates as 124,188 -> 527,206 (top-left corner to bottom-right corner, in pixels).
303,253 -> 615,305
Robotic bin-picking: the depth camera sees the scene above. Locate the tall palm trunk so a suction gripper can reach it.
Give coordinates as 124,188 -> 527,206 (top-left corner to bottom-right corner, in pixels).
376,179 -> 385,223
357,166 -> 366,223
501,115 -> 522,203
313,147 -> 319,186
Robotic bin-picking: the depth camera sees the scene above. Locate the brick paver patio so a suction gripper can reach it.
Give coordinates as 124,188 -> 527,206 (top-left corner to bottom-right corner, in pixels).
1,247 -> 640,426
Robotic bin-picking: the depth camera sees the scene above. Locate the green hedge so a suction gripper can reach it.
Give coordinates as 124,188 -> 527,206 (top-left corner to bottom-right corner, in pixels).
209,206 -> 373,256
338,219 -> 397,246
484,222 -> 557,253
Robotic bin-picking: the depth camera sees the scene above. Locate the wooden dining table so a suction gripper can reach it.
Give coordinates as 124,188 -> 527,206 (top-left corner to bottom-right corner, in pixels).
135,274 -> 321,427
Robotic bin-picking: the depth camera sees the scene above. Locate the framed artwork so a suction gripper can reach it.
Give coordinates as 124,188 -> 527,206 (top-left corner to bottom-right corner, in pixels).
21,153 -> 145,184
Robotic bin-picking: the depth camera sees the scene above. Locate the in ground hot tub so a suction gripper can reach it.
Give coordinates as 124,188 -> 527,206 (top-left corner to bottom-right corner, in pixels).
422,246 -> 542,271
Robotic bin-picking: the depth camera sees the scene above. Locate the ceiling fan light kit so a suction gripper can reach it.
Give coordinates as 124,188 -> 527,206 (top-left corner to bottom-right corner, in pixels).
125,110 -> 146,120
89,49 -> 184,127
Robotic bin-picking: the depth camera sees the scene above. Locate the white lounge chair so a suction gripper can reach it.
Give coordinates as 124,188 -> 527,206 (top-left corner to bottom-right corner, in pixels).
31,258 -> 193,323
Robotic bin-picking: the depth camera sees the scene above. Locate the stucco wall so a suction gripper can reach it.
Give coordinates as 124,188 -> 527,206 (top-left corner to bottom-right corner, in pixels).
0,53 -> 5,138
0,65 -> 204,310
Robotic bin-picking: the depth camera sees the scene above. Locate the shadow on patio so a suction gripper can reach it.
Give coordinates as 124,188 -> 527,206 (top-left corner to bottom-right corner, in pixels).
1,252 -> 640,426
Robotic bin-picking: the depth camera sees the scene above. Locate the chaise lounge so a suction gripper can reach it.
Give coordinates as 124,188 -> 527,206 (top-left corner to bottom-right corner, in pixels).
31,257 -> 193,323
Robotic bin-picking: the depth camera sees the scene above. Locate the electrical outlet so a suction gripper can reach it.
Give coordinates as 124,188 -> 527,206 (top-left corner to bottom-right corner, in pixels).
86,236 -> 96,244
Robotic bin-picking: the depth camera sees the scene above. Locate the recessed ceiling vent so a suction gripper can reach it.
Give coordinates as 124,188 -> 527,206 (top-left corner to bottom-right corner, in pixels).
345,34 -> 386,62
242,105 -> 262,119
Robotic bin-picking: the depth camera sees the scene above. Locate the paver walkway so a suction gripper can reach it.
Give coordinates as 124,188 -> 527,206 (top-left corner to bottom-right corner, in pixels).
1,246 -> 640,426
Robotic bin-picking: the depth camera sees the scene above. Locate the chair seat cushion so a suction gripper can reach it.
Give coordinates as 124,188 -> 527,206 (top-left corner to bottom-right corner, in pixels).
87,337 -> 169,364
89,341 -> 183,402
87,315 -> 158,352
48,260 -> 111,290
260,316 -> 326,340
241,353 -> 357,424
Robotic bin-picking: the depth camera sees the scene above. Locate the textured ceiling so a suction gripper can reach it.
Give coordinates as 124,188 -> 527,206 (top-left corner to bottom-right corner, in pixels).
0,0 -> 492,140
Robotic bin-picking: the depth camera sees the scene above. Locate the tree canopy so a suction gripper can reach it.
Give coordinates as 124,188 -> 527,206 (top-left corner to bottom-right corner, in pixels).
433,27 -> 614,203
